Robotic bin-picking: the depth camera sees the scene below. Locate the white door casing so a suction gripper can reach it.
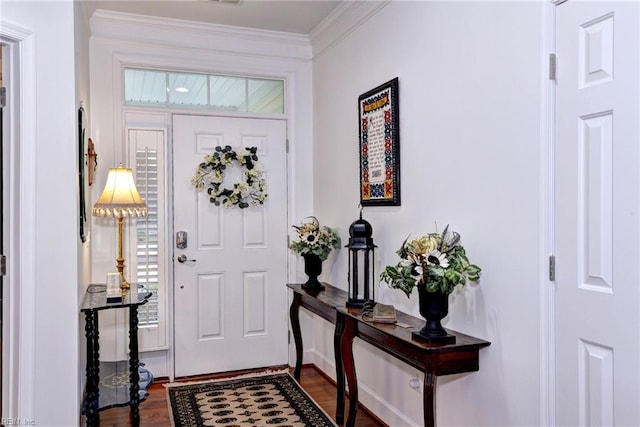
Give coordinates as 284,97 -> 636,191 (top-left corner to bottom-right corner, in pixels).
0,22 -> 37,419
173,115 -> 288,377
555,2 -> 640,426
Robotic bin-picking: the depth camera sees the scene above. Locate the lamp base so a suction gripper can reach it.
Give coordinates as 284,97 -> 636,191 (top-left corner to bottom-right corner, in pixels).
115,216 -> 132,295
120,283 -> 130,299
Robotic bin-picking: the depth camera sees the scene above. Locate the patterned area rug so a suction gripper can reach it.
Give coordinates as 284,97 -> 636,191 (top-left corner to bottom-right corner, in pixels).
166,371 -> 336,426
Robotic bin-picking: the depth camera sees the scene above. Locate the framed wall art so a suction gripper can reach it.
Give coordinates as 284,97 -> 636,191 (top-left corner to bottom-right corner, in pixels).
78,105 -> 88,242
87,137 -> 98,187
358,77 -> 400,206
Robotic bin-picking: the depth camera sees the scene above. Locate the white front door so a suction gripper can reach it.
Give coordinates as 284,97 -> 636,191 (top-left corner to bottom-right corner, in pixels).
555,2 -> 640,425
173,115 -> 288,377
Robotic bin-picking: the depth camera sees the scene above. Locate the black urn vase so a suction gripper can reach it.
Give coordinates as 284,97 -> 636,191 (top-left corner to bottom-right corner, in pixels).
302,254 -> 324,291
412,285 -> 456,344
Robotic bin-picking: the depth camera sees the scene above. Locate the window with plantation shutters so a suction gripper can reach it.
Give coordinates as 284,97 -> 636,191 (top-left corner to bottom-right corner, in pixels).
127,128 -> 168,350
135,147 -> 160,326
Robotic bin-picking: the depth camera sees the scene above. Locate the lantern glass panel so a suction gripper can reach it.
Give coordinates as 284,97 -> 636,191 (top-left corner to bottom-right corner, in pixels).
347,247 -> 376,307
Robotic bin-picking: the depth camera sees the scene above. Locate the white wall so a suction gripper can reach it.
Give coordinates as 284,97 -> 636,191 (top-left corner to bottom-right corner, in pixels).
75,0 -> 93,404
2,1 -> 81,425
76,0 -> 92,293
312,2 -> 544,425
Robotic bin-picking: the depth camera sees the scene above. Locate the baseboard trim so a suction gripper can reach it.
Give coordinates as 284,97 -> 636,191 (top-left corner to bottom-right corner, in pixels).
312,346 -> 420,427
306,363 -> 389,427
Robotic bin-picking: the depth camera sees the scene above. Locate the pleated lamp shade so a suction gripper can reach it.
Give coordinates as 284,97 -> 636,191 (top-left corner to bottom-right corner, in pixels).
93,164 -> 147,218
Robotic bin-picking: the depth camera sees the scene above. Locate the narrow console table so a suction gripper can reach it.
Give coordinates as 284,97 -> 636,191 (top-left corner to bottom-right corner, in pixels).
287,283 -> 490,427
338,306 -> 490,427
81,286 -> 152,427
287,283 -> 348,425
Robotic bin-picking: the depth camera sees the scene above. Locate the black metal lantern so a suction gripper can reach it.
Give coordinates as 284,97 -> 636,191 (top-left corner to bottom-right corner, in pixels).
346,212 -> 377,308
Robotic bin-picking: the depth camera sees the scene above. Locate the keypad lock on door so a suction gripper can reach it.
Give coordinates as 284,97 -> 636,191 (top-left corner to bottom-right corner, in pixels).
176,231 -> 188,249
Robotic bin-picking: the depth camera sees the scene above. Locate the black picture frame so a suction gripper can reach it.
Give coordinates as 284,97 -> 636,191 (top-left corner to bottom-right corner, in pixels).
78,106 -> 87,242
358,77 -> 400,206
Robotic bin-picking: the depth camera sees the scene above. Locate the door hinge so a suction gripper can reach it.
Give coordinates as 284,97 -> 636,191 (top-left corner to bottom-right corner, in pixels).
549,255 -> 556,281
1,255 -> 6,276
288,330 -> 291,344
286,138 -> 290,154
549,54 -> 557,81
0,87 -> 6,107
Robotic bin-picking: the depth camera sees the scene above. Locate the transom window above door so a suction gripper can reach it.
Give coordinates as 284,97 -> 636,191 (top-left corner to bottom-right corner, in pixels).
124,67 -> 285,114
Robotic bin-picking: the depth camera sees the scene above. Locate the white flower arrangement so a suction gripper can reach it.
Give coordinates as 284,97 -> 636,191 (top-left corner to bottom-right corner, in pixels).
380,225 -> 481,297
289,217 -> 341,262
191,145 -> 267,209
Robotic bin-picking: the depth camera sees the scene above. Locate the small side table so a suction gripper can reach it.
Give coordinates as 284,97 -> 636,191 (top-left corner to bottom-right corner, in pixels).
81,286 -> 152,427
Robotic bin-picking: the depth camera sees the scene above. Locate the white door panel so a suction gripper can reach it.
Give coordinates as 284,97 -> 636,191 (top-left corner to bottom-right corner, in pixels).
173,115 -> 288,377
555,2 -> 640,425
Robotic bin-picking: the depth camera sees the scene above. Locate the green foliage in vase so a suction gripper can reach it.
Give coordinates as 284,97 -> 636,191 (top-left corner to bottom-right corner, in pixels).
380,225 -> 481,298
289,216 -> 341,262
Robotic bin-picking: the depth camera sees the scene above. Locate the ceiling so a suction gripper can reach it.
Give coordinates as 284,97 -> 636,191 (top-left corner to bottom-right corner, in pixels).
83,0 -> 344,35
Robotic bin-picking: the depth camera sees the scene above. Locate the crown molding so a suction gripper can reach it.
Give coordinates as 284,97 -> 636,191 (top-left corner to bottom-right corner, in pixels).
310,0 -> 391,59
90,10 -> 312,60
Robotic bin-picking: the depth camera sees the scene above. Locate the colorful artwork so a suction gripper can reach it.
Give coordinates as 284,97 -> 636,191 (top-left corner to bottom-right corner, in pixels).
358,78 -> 400,206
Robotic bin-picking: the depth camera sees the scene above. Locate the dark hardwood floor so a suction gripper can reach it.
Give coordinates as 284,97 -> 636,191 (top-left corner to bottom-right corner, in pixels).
90,365 -> 386,426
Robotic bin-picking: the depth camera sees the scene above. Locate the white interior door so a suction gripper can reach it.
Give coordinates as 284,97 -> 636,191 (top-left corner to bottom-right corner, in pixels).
173,115 -> 288,377
555,2 -> 640,425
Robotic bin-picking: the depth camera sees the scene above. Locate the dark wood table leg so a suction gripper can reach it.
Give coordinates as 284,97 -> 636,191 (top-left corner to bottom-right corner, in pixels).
340,313 -> 358,427
84,310 -> 100,427
334,311 -> 346,425
129,305 -> 141,427
423,372 -> 437,427
289,292 -> 303,381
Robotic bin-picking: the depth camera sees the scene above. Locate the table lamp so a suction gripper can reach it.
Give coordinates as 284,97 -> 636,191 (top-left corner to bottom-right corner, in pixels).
93,164 -> 147,291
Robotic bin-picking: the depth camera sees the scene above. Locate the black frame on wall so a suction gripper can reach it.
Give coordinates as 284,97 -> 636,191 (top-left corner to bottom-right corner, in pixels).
358,77 -> 400,207
78,105 -> 87,242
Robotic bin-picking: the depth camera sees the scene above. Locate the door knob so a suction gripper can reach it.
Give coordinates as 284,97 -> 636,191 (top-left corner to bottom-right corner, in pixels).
177,254 -> 196,263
